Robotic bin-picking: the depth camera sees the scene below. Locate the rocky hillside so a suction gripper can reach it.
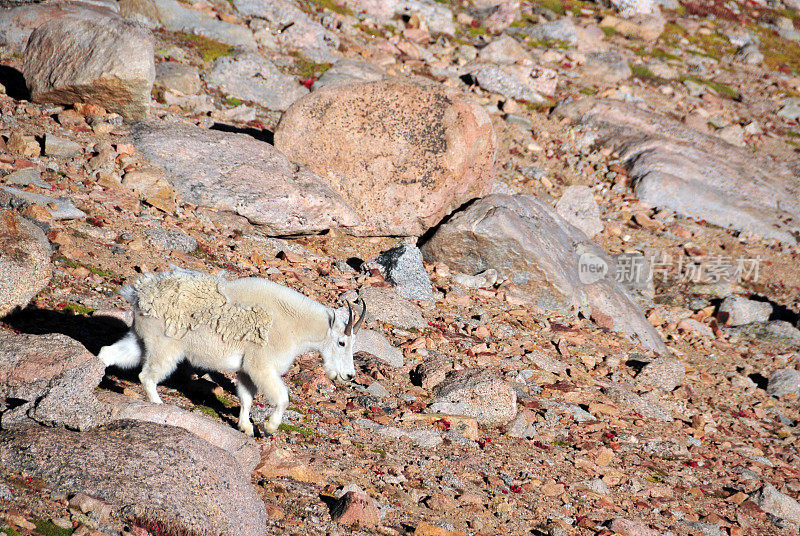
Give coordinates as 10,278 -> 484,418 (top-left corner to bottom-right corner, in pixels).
1,0 -> 800,535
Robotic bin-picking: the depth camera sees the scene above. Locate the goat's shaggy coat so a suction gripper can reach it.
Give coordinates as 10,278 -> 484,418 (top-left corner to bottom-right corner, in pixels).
130,272 -> 273,343
99,269 -> 361,435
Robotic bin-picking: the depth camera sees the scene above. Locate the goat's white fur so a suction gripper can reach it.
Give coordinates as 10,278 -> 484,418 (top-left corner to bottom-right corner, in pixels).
98,269 -> 359,435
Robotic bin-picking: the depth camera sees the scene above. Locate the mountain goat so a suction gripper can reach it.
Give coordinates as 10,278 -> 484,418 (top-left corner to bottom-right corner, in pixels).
98,269 -> 365,435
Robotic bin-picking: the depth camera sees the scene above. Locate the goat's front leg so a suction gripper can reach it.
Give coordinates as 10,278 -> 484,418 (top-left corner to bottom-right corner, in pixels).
236,371 -> 257,437
252,367 -> 289,434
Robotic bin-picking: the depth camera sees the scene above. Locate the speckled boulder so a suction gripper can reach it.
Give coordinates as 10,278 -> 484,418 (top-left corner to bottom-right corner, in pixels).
274,78 -> 497,236
0,421 -> 267,536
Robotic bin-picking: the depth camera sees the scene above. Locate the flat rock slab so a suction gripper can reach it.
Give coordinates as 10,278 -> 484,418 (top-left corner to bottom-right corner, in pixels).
0,210 -> 51,317
0,330 -> 109,430
421,194 -> 667,354
1,186 -> 87,220
554,98 -> 800,246
129,121 -> 359,235
23,16 -> 155,120
354,329 -> 404,367
233,0 -> 338,50
275,78 -> 497,237
119,0 -> 257,49
0,420 -> 267,536
357,286 -> 427,330
205,52 -> 308,112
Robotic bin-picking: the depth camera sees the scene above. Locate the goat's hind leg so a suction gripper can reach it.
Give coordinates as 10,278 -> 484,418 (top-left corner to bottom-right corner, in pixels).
236,371 -> 257,437
138,340 -> 182,404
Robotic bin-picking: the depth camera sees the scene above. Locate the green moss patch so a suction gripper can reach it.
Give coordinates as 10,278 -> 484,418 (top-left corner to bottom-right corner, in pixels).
600,26 -> 615,37
753,26 -> 800,74
60,302 -> 95,316
34,520 -> 73,536
629,63 -> 658,81
681,75 -> 739,99
527,37 -> 570,49
55,256 -> 118,280
660,22 -> 736,60
309,0 -> 353,16
294,59 -> 332,79
193,405 -> 220,419
2,525 -> 24,536
181,33 -> 234,63
278,423 -> 315,436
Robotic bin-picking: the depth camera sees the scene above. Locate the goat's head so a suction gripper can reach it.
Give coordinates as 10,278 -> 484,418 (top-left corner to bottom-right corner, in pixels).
321,298 -> 366,382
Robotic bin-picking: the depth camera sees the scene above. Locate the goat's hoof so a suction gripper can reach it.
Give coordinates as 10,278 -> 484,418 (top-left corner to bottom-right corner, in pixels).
239,423 -> 254,437
264,422 -> 279,434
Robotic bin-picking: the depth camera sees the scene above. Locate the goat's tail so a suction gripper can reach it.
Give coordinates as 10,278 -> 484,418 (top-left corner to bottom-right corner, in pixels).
98,331 -> 143,369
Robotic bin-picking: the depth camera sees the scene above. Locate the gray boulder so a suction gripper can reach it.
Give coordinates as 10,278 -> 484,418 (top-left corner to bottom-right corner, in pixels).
232,0 -> 338,51
554,98 -> 800,247
0,421 -> 268,536
357,286 -> 427,330
421,194 -> 667,354
205,52 -> 308,111
0,209 -> 51,317
44,133 -> 82,158
604,386 -> 673,422
23,16 -> 155,120
100,392 -> 260,472
636,358 -> 685,391
145,228 -> 198,253
510,18 -> 578,45
368,244 -> 433,301
0,1 -> 118,54
155,62 -> 201,95
314,58 -> 387,88
397,0 -> 454,35
750,484 -> 800,524
1,186 -> 87,220
129,121 -> 359,235
468,63 -> 550,103
354,329 -> 404,368
766,368 -> 800,399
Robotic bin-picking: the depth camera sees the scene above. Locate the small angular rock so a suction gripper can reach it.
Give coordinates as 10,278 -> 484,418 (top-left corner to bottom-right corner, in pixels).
718,296 -> 772,326
330,490 -> 381,528
44,133 -> 82,158
429,369 -> 517,426
556,185 -> 603,238
636,358 -> 685,391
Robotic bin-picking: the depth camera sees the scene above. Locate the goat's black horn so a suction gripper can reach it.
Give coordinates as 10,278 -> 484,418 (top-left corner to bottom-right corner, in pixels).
353,297 -> 366,333
344,301 -> 354,336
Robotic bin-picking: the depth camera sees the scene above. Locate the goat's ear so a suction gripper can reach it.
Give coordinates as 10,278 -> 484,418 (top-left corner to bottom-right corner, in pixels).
327,309 -> 336,329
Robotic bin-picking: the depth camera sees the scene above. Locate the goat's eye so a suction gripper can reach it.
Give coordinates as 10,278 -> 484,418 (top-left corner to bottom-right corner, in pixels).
338,340 -> 346,347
